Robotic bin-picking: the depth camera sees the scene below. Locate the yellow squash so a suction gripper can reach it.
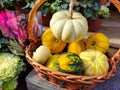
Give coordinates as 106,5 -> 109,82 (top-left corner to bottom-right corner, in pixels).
58,52 -> 83,74
79,49 -> 109,76
42,28 -> 66,54
86,33 -> 109,53
45,54 -> 60,71
67,40 -> 85,55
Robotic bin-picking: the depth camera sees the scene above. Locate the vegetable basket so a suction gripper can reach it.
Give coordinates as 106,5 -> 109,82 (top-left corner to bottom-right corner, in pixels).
25,0 -> 120,90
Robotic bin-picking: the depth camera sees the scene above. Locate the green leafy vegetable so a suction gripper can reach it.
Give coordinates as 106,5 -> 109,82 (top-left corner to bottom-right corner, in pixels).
98,5 -> 110,18
0,0 -> 36,10
0,31 -> 10,53
79,0 -> 101,19
0,53 -> 25,90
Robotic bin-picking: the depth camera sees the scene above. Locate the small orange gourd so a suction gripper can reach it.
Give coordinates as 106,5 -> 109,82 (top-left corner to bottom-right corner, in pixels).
86,33 -> 109,53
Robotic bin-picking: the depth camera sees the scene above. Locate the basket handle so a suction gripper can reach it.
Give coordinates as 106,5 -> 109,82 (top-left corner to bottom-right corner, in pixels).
28,0 -> 45,43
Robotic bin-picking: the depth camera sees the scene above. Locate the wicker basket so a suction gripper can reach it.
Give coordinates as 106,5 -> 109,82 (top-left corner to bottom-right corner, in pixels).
25,0 -> 120,90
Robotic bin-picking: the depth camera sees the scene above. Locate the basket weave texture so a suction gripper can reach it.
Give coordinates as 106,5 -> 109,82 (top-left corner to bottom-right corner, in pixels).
25,0 -> 120,90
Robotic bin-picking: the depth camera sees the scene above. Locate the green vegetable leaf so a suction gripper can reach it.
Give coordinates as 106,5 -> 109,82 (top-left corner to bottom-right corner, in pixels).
79,0 -> 87,8
65,0 -> 70,3
2,78 -> 17,90
0,53 -> 25,90
73,6 -> 81,12
56,0 -> 62,3
8,39 -> 24,56
1,0 -> 15,8
0,37 -> 10,53
91,12 -> 99,19
84,0 -> 94,8
92,1 -> 100,11
83,9 -> 93,18
98,5 -> 110,18
39,2 -> 51,16
61,4 -> 69,10
22,2 -> 35,9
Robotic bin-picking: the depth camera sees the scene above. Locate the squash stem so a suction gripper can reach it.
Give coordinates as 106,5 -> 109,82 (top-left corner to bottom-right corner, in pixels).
68,0 -> 74,19
91,41 -> 96,46
68,0 -> 79,19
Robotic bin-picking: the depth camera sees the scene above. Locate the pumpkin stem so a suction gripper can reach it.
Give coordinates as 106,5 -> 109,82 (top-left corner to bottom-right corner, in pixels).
68,0 -> 79,19
55,39 -> 58,43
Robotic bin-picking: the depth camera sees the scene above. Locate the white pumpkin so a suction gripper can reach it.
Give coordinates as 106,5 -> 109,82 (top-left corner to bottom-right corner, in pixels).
50,10 -> 88,43
32,45 -> 51,64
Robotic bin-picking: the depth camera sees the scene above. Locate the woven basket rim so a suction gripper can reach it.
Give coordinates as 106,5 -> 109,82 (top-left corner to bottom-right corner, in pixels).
25,42 -> 120,83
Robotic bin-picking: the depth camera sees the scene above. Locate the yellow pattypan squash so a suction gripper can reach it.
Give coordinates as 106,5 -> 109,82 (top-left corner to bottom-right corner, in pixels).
42,28 -> 67,54
67,40 -> 85,55
86,33 -> 109,53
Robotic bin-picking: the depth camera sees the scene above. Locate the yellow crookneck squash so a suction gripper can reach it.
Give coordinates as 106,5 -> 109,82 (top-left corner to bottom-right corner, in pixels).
86,33 -> 109,53
50,0 -> 88,43
42,28 -> 67,54
67,40 -> 85,55
79,49 -> 109,76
